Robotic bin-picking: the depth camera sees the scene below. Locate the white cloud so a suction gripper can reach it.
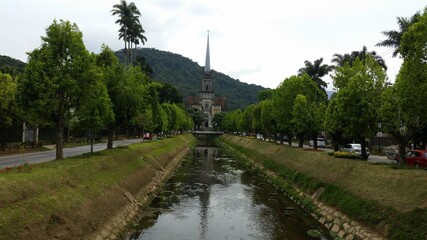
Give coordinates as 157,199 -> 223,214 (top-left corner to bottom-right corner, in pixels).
0,0 -> 425,89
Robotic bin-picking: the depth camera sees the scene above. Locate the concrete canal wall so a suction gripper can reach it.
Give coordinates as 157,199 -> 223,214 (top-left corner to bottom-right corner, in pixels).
91,135 -> 196,240
0,134 -> 195,240
218,135 -> 388,240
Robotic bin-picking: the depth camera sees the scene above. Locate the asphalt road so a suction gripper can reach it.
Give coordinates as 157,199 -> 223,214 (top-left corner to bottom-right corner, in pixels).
276,139 -> 396,164
0,138 -> 143,169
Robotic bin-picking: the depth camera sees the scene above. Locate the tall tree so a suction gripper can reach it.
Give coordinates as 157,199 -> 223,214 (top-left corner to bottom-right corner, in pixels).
0,72 -> 16,128
332,56 -> 387,160
376,12 -> 421,57
272,74 -> 326,145
74,62 -> 114,153
260,100 -> 276,141
332,46 -> 387,70
298,58 -> 333,90
18,20 -> 93,159
111,0 -> 147,66
381,9 -> 427,163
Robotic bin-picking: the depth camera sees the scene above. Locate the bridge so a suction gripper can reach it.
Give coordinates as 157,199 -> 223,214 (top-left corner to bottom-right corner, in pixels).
192,130 -> 223,136
192,131 -> 223,146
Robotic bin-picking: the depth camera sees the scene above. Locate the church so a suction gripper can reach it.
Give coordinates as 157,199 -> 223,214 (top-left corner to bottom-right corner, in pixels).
186,33 -> 226,129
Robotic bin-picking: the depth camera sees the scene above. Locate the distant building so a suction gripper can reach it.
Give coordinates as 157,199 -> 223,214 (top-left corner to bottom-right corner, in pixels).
186,33 -> 226,129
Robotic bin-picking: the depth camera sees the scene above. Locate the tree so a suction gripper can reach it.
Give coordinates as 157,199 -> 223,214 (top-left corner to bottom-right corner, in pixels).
260,100 -> 276,141
18,20 -> 94,159
111,0 -> 146,66
272,74 -> 326,145
212,112 -> 225,131
376,12 -> 421,57
96,45 -> 124,148
0,72 -> 16,128
292,94 -> 310,147
332,46 -> 387,70
251,103 -> 262,134
238,104 -> 256,133
96,45 -> 149,148
257,89 -> 273,101
74,63 -> 114,153
157,82 -> 183,104
298,58 -> 333,90
381,9 -> 427,163
332,56 -> 386,159
323,96 -> 345,151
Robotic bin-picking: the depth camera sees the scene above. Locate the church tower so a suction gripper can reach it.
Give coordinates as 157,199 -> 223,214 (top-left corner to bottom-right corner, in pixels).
186,32 -> 226,129
201,32 -> 214,98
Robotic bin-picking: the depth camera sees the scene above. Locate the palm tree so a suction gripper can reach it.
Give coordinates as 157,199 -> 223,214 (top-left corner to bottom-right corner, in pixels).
376,12 -> 420,57
298,58 -> 333,90
332,46 -> 387,70
111,0 -> 147,66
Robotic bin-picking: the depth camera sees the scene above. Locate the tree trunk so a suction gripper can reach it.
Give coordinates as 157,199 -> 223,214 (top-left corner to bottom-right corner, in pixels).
298,135 -> 304,148
90,129 -> 94,153
312,133 -> 318,149
55,118 -> 64,160
107,128 -> 114,149
288,133 -> 293,146
333,141 -> 339,152
360,137 -> 368,160
398,142 -> 406,164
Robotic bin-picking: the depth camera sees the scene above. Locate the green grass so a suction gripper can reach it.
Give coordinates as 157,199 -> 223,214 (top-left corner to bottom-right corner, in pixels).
219,134 -> 427,240
0,134 -> 195,239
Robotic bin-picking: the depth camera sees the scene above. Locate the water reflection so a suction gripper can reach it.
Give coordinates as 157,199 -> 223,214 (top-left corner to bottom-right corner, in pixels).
127,145 -> 331,240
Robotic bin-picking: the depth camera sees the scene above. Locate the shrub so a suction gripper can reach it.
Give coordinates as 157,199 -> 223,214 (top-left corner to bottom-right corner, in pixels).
334,151 -> 360,159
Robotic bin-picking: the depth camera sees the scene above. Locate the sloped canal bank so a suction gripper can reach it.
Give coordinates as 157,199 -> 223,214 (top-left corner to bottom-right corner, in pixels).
124,144 -> 332,240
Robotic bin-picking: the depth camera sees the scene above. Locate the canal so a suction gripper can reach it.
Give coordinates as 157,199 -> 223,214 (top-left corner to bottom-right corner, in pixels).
125,143 -> 331,240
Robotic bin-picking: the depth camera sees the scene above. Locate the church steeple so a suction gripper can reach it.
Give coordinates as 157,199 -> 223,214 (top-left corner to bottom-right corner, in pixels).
204,31 -> 211,75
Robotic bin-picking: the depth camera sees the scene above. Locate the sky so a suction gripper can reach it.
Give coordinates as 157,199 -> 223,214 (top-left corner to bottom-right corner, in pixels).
1,0 -> 426,90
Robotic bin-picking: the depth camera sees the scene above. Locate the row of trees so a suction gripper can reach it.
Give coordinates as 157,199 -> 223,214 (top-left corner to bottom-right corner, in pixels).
1,17 -> 193,160
221,8 -> 427,162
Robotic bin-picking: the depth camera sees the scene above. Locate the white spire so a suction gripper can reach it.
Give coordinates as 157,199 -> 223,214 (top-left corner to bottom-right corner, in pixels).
204,31 -> 210,75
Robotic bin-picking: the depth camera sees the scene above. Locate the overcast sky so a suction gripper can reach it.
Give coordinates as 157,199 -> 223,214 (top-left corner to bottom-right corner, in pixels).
1,0 -> 425,89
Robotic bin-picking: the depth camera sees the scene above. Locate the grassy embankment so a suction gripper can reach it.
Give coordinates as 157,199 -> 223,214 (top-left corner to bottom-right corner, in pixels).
219,134 -> 427,240
0,134 -> 195,240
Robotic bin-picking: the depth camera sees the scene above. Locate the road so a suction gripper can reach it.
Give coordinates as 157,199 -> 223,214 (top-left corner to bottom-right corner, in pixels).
276,140 -> 396,164
0,139 -> 143,169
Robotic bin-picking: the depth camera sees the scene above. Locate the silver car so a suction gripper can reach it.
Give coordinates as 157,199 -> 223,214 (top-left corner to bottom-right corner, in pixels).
340,143 -> 370,157
309,138 -> 326,148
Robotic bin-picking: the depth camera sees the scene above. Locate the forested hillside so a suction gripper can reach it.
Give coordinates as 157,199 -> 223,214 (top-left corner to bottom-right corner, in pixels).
115,48 -> 267,110
0,55 -> 25,76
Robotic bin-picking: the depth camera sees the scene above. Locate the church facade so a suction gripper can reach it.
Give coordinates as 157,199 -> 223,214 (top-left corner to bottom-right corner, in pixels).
186,33 -> 226,129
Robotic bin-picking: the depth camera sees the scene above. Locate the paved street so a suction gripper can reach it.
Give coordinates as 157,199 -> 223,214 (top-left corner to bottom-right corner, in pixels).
0,138 -> 143,169
276,139 -> 396,164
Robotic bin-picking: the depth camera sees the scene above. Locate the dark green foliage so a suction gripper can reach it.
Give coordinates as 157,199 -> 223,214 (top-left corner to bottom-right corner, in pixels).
115,48 -> 267,110
0,55 -> 25,76
157,82 -> 182,104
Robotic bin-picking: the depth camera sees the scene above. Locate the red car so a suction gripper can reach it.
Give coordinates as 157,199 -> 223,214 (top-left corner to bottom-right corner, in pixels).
404,150 -> 427,168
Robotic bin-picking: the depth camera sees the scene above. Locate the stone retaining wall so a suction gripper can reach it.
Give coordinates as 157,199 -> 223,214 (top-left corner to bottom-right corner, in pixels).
221,141 -> 384,240
91,146 -> 192,240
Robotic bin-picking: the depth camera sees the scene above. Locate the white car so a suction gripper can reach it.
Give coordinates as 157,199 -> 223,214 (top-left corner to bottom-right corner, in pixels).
309,138 -> 326,148
340,143 -> 370,157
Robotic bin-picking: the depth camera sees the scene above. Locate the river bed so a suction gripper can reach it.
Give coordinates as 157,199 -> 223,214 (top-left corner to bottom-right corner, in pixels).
126,145 -> 331,240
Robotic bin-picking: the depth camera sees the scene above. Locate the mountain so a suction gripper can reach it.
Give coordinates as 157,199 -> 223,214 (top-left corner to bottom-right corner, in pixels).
0,55 -> 26,76
115,48 -> 267,110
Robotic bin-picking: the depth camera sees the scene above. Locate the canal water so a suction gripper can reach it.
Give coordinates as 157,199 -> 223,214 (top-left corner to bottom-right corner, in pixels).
126,144 -> 331,240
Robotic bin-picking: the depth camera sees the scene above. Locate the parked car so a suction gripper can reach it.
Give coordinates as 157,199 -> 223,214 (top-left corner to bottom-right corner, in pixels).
404,150 -> 427,168
309,138 -> 326,148
340,143 -> 370,157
